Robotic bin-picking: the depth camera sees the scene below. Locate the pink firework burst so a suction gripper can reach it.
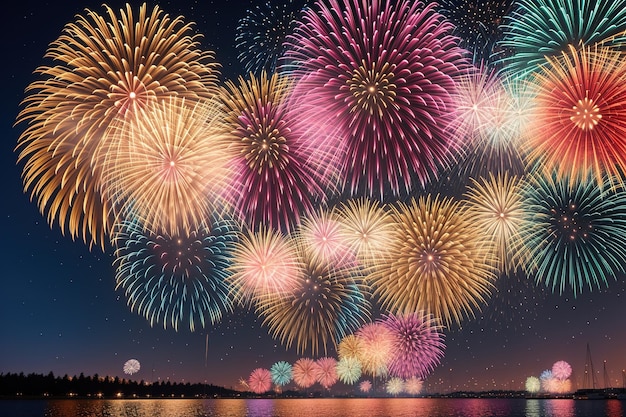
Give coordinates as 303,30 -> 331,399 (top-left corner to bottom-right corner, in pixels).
404,377 -> 424,396
381,312 -> 445,379
283,0 -> 467,198
248,368 -> 272,394
220,71 -> 339,232
551,360 -> 572,381
314,357 -> 339,389
292,358 -> 319,389
359,380 -> 372,393
356,322 -> 393,378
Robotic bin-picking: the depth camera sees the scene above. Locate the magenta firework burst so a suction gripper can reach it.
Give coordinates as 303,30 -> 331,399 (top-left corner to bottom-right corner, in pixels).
220,71 -> 338,232
283,0 -> 467,198
381,313 -> 446,379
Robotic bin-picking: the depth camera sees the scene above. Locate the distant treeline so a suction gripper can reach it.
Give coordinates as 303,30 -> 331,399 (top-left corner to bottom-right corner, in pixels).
0,372 -> 240,398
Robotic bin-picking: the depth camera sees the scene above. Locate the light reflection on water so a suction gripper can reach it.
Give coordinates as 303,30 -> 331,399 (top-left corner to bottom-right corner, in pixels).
0,398 -> 624,417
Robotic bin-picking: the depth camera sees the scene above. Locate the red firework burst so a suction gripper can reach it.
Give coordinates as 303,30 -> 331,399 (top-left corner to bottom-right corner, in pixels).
527,44 -> 626,188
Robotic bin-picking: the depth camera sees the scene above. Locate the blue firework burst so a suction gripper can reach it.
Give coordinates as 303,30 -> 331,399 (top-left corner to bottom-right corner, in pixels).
113,215 -> 238,331
521,170 -> 626,295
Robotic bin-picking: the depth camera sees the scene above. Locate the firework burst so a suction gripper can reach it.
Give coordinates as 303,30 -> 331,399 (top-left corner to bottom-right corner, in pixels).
123,359 -> 140,375
256,254 -> 370,355
525,376 -> 540,393
113,216 -> 236,332
236,0 -> 308,73
270,361 -> 293,386
337,334 -> 365,361
369,195 -> 496,328
248,368 -> 273,394
381,313 -> 446,380
525,45 -> 626,189
552,360 -> 572,380
498,0 -> 626,79
385,377 -> 405,396
292,358 -> 318,389
336,357 -> 362,385
14,3 -> 219,249
220,70 -> 337,232
359,380 -> 373,393
283,0 -> 467,198
356,323 -> 393,378
521,170 -> 626,295
336,198 -> 395,269
227,226 -> 302,306
314,357 -> 338,389
101,96 -> 231,237
465,173 -> 528,275
404,377 -> 424,396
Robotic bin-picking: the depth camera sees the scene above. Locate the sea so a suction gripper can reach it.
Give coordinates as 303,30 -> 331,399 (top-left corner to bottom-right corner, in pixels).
0,398 -> 624,417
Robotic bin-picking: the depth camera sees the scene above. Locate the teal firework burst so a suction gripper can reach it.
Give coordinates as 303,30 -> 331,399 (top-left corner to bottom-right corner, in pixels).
521,171 -> 626,295
113,216 -> 237,331
498,0 -> 626,79
270,361 -> 293,386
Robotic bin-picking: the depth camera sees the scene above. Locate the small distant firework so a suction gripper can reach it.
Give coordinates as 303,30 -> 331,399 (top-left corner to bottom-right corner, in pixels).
14,3 -> 219,249
270,361 -> 293,387
552,361 -> 572,380
101,96 -> 231,237
238,377 -> 250,390
283,0 -> 467,198
235,0 -> 308,74
525,376 -> 540,393
123,359 -> 140,375
521,171 -> 626,295
248,368 -> 272,394
336,357 -> 362,385
438,0 -> 514,64
314,357 -> 338,389
227,226 -> 302,306
404,377 -> 424,396
381,313 -> 446,379
498,0 -> 626,79
369,195 -> 496,328
256,253 -> 370,356
113,216 -> 236,331
292,358 -> 318,389
386,377 -> 405,396
359,380 -> 372,393
336,198 -> 395,269
525,45 -> 626,189
356,323 -> 393,378
465,172 -> 528,275
220,70 -> 336,232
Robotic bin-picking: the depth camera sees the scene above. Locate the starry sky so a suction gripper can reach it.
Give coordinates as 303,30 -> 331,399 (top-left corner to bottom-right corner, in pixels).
2,0 -> 626,394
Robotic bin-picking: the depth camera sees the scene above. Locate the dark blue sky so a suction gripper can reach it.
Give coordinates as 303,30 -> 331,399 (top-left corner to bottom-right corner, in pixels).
2,0 -> 626,393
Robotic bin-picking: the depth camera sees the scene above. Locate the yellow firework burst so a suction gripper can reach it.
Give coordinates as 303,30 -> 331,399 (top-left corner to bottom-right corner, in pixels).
465,173 -> 529,275
368,195 -> 496,328
337,334 -> 365,361
101,97 -> 231,237
15,3 -> 220,249
255,253 -> 370,356
336,197 -> 395,269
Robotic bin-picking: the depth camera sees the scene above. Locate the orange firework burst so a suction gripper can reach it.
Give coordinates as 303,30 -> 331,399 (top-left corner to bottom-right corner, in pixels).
337,334 -> 365,361
227,225 -> 302,306
527,44 -> 626,189
15,3 -> 220,249
465,173 -> 528,275
368,195 -> 496,328
255,253 -> 370,356
101,97 -> 231,237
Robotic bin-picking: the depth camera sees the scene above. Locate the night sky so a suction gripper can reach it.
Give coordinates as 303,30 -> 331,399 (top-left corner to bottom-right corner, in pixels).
2,0 -> 626,394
